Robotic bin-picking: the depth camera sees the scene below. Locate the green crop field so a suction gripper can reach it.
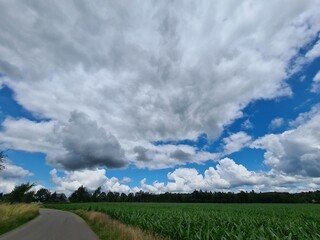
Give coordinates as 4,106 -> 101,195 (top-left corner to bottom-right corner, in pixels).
46,203 -> 320,240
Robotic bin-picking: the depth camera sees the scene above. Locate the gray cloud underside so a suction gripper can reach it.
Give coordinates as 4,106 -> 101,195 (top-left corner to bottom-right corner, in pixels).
47,111 -> 127,170
169,149 -> 192,161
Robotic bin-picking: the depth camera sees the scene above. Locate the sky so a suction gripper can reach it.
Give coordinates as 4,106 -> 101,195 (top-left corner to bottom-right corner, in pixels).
0,0 -> 320,195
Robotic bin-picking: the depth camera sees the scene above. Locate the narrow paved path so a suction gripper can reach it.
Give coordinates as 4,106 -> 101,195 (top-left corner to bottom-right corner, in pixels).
0,208 -> 99,240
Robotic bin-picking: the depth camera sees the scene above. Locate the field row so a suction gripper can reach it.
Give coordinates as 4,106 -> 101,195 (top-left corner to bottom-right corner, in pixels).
46,203 -> 320,240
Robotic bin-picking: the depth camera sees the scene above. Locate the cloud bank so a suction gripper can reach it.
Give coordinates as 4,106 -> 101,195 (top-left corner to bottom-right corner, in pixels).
50,157 -> 319,195
0,0 -> 320,171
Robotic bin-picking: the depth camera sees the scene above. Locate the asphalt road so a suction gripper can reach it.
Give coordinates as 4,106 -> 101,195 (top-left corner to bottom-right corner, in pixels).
0,208 -> 99,240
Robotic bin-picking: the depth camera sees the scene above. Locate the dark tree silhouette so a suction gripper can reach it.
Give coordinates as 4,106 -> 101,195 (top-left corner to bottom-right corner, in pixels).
92,187 -> 102,202
69,186 -> 91,202
34,188 -> 51,202
49,192 -> 67,203
7,183 -> 35,203
64,187 -> 320,204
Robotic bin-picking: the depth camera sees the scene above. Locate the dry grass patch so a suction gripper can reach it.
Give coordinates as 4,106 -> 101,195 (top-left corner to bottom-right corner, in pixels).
0,204 -> 39,235
75,210 -> 163,240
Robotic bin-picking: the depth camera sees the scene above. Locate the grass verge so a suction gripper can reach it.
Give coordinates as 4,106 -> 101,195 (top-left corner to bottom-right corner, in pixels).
74,210 -> 163,240
0,203 -> 39,236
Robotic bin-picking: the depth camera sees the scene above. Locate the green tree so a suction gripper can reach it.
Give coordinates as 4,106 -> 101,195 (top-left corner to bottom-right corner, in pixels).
69,186 -> 92,202
34,188 -> 51,202
7,183 -> 35,203
98,191 -> 107,202
120,193 -> 128,202
106,191 -> 116,202
49,192 -> 67,203
92,187 -> 102,202
127,193 -> 134,202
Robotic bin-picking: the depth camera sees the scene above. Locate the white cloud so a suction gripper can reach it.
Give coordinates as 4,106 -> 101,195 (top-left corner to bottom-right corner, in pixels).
269,117 -> 285,130
288,34 -> 320,75
0,162 -> 33,193
121,177 -> 132,183
242,119 -> 253,129
289,104 -> 320,127
0,118 -> 56,153
102,177 -> 131,193
314,71 -> 320,82
138,158 -> 310,193
311,70 -> 320,93
252,107 -> 320,177
140,178 -> 166,194
0,0 -> 320,170
305,36 -> 320,61
222,132 -> 252,155
166,168 -> 207,192
48,157 -> 320,194
50,168 -> 131,195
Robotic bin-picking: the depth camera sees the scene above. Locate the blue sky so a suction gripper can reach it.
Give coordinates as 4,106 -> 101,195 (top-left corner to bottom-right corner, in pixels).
0,1 -> 320,194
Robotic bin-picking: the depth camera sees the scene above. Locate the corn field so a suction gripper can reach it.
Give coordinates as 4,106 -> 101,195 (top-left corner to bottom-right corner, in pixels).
47,203 -> 320,240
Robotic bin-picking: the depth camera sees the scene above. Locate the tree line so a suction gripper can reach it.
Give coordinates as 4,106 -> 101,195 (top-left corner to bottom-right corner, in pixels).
1,183 -> 320,204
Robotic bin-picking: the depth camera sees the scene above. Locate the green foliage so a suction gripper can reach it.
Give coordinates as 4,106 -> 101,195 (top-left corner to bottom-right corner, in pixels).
48,192 -> 67,203
92,187 -> 102,202
6,183 -> 35,203
69,186 -> 92,202
34,188 -> 51,202
46,203 -> 320,240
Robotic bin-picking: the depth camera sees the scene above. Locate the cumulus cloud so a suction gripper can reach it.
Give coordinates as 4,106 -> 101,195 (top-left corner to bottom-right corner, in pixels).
130,143 -> 218,169
252,107 -> 320,177
269,117 -> 285,130
50,168 -> 131,195
47,111 -> 127,170
133,146 -> 151,162
0,162 -> 33,193
242,119 -> 253,129
51,159 -> 255,194
48,157 -> 320,194
289,104 -> 320,127
0,0 -> 320,170
139,158 -> 309,193
311,70 -> 320,93
222,132 -> 252,155
0,118 -> 56,153
140,178 -> 166,194
121,177 -> 132,183
305,36 -> 320,61
0,112 -> 127,171
288,34 -> 320,75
